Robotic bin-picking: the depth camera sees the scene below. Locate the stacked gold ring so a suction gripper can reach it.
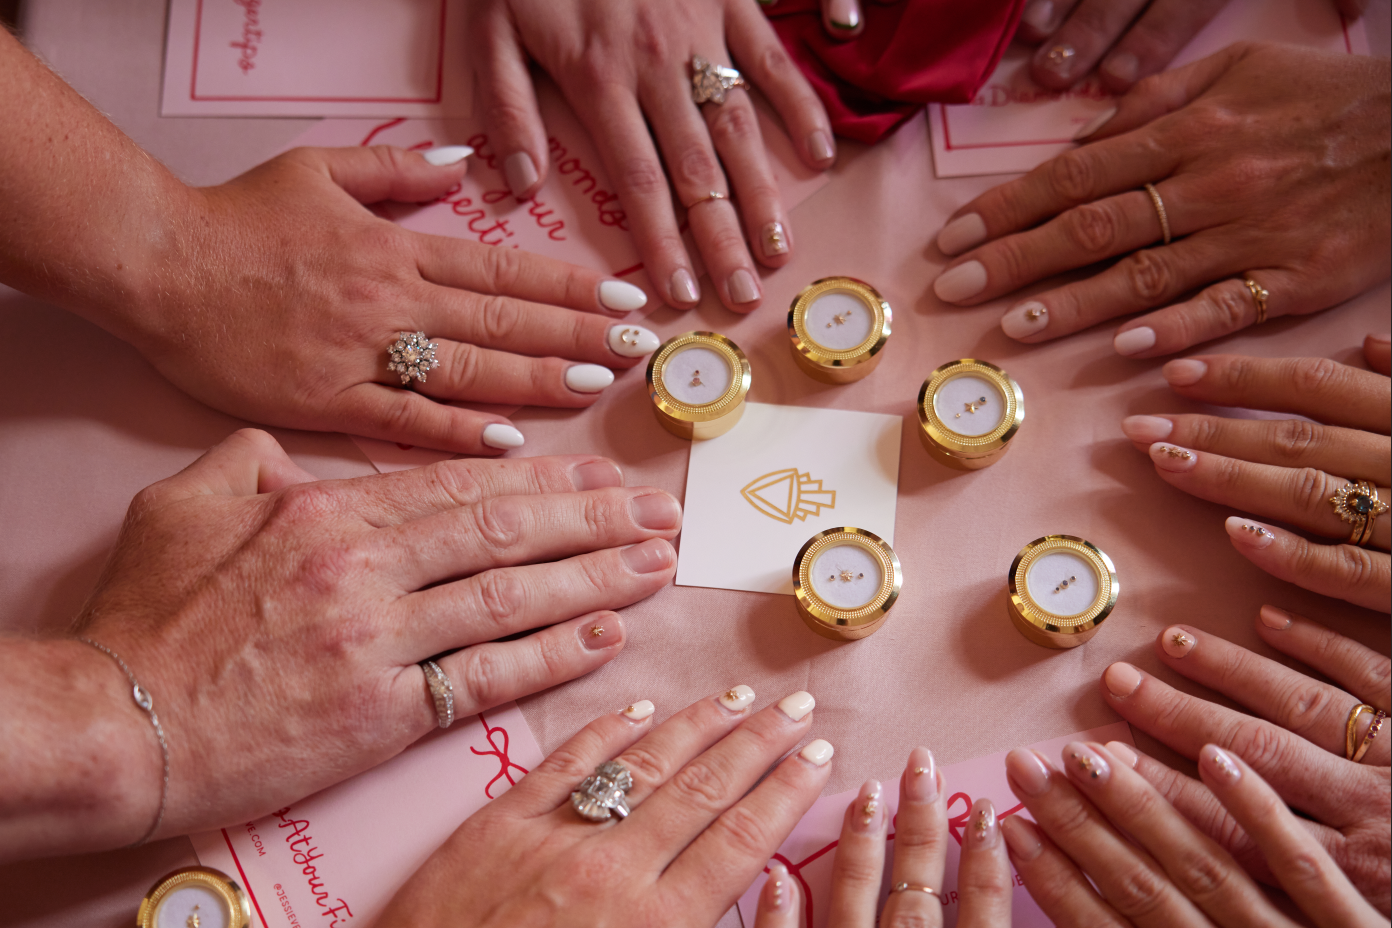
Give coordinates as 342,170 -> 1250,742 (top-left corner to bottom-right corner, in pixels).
1346,704 -> 1385,763
1243,276 -> 1269,325
1330,480 -> 1388,547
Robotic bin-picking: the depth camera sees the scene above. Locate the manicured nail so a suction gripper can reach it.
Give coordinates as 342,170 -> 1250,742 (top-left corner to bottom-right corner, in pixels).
482,423 -> 525,450
581,615 -> 623,650
904,747 -> 938,802
630,492 -> 680,531
762,221 -> 789,257
1073,105 -> 1117,140
800,739 -> 835,766
1114,326 -> 1157,357
1001,816 -> 1043,862
851,779 -> 884,832
1226,515 -> 1276,549
565,364 -> 615,393
608,324 -> 660,358
763,862 -> 790,911
933,260 -> 988,303
718,684 -> 757,712
1104,661 -> 1143,698
1021,0 -> 1055,31
1121,415 -> 1173,443
621,699 -> 655,720
1102,51 -> 1139,84
599,280 -> 648,313
1001,300 -> 1049,339
1040,42 -> 1076,78
1260,604 -> 1293,630
571,460 -> 623,491
422,145 -> 474,166
777,690 -> 816,722
504,151 -> 539,198
827,0 -> 861,31
1161,625 -> 1196,659
1006,748 -> 1051,796
621,538 -> 673,574
808,129 -> 836,163
966,798 -> 998,849
1065,742 -> 1111,785
1150,442 -> 1198,473
728,267 -> 760,305
1369,333 -> 1391,345
1199,744 -> 1242,786
670,267 -> 700,305
1106,741 -> 1139,769
1163,358 -> 1207,386
936,213 -> 987,256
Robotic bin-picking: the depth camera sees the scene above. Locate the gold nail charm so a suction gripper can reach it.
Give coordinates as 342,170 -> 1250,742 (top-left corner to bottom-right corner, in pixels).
1053,575 -> 1077,593
1025,305 -> 1046,321
1071,750 -> 1101,778
1241,523 -> 1271,538
1159,445 -> 1193,460
973,809 -> 989,836
589,625 -> 605,637
1171,631 -> 1190,648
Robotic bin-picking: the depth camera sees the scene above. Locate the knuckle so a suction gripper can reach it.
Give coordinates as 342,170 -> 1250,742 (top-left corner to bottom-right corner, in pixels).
474,498 -> 521,550
708,102 -> 759,148
484,98 -> 536,135
1121,249 -> 1174,302
1273,679 -> 1335,733
1271,419 -> 1324,464
890,822 -> 942,855
483,246 -> 525,294
1065,202 -> 1120,253
669,758 -> 737,816
540,744 -> 595,788
1288,467 -> 1337,514
1226,720 -> 1292,774
426,460 -> 485,507
470,569 -> 525,628
883,914 -> 935,928
443,342 -> 483,390
273,482 -> 341,524
1357,654 -> 1392,703
1203,282 -> 1250,332
1171,850 -> 1233,900
831,846 -> 884,891
1047,150 -> 1099,203
479,294 -> 520,343
1277,848 -> 1328,889
1108,863 -> 1170,917
1329,544 -> 1384,591
616,156 -> 668,199
1291,357 -> 1347,395
672,145 -> 721,192
616,745 -> 670,790
702,223 -> 749,256
708,803 -> 775,861
458,646 -> 511,709
1187,415 -> 1225,451
753,42 -> 793,84
1046,797 -> 1096,843
298,540 -> 370,600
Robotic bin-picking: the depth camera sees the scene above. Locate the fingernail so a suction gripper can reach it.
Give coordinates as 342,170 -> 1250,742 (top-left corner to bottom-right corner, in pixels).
1065,742 -> 1111,785
1121,415 -> 1173,443
482,423 -> 525,450
851,779 -> 884,832
670,267 -> 700,305
565,363 -> 615,393
827,0 -> 861,31
966,798 -> 998,849
763,862 -> 790,911
1001,816 -> 1043,862
933,260 -> 988,303
571,460 -> 623,491
762,221 -> 789,257
621,699 -> 655,720
1150,442 -> 1198,473
904,747 -> 938,802
1073,105 -> 1117,140
608,324 -> 660,358
1163,358 -> 1208,386
1161,625 -> 1196,658
1005,748 -> 1051,796
1260,604 -> 1293,630
807,129 -> 836,163
504,151 -> 539,198
630,492 -> 681,531
718,684 -> 757,712
1199,744 -> 1242,786
1104,661 -> 1143,698
581,615 -> 624,650
728,267 -> 760,305
1226,516 -> 1276,549
1001,300 -> 1049,339
599,280 -> 649,313
1102,51 -> 1139,84
422,145 -> 474,166
1039,42 -> 1076,79
1114,326 -> 1157,357
621,538 -> 673,574
1106,741 -> 1139,769
937,212 -> 988,256
1370,333 -> 1391,345
777,690 -> 815,722
1021,0 -> 1054,31
800,739 -> 835,766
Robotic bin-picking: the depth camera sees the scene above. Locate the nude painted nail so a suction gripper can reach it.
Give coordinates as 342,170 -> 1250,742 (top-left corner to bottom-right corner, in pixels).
630,492 -> 680,531
565,364 -> 615,393
1001,816 -> 1043,862
904,747 -> 938,802
800,739 -> 835,766
1200,744 -> 1242,786
933,260 -> 988,303
1114,326 -> 1157,357
807,130 -> 835,163
1039,42 -> 1076,79
1006,748 -> 1050,796
851,779 -> 884,833
621,538 -> 673,574
966,798 -> 998,849
1073,106 -> 1117,140
1106,741 -> 1139,769
718,684 -> 757,712
937,213 -> 987,256
581,615 -> 622,650
1065,742 -> 1111,785
1102,51 -> 1139,84
728,268 -> 760,305
1021,0 -> 1054,31
1260,604 -> 1293,630
422,145 -> 474,166
608,324 -> 660,358
1001,300 -> 1049,339
571,460 -> 623,491
1226,516 -> 1276,549
777,690 -> 816,722
1121,415 -> 1173,443
599,280 -> 648,313
1104,661 -> 1143,698
1163,358 -> 1208,386
762,221 -> 789,257
1150,442 -> 1198,473
621,699 -> 655,720
482,423 -> 525,450
763,862 -> 790,911
504,151 -> 539,198
670,267 -> 700,305
1161,625 -> 1196,658
827,0 -> 861,31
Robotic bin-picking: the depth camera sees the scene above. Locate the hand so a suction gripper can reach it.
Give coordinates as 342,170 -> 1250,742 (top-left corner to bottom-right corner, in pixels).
465,0 -> 835,313
932,43 -> 1392,358
64,429 -> 680,853
1121,345 -> 1390,612
753,749 -> 1012,928
1099,610 -> 1390,913
377,688 -> 833,926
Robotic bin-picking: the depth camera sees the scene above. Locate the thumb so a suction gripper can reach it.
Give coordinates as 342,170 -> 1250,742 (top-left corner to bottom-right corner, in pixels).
296,144 -> 473,205
1084,42 -> 1252,142
139,429 -> 316,509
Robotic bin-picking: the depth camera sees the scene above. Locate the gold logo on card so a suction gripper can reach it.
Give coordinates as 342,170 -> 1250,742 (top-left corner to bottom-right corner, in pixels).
741,469 -> 836,524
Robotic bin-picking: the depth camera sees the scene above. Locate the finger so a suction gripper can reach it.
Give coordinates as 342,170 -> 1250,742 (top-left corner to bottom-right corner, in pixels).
1224,517 -> 1390,613
752,861 -> 802,928
289,145 -> 470,205
1086,43 -> 1250,141
1028,0 -> 1148,90
1198,745 -> 1387,928
1365,333 -> 1392,377
135,428 -> 315,508
471,10 -> 547,200
1003,815 -> 1128,927
821,0 -> 864,39
701,89 -> 792,270
825,779 -> 889,928
1255,605 -> 1392,715
1120,414 -> 1390,486
414,338 -> 613,408
956,799 -> 1013,928
881,748 -> 949,928
1015,0 -> 1083,43
1094,0 -> 1229,93
331,382 -> 521,456
1111,272 -> 1304,359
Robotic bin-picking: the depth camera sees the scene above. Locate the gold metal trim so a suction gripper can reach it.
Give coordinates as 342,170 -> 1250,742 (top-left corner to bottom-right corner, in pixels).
788,277 -> 892,384
793,527 -> 902,641
1007,535 -> 1119,649
916,359 -> 1024,469
138,866 -> 251,928
645,331 -> 752,440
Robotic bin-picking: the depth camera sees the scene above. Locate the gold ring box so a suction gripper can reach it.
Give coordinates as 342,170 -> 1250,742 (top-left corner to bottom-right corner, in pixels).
916,358 -> 1024,469
793,527 -> 902,640
646,331 -> 752,440
139,866 -> 251,928
788,276 -> 892,384
1007,535 -> 1119,649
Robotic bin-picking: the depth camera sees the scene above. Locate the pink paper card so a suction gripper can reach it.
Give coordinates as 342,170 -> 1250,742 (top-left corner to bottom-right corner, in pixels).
161,0 -> 472,118
929,0 -> 1369,177
191,702 -> 542,928
736,721 -> 1133,928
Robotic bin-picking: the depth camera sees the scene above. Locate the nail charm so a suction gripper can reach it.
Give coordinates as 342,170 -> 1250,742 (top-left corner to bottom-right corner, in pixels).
1241,523 -> 1272,538
826,308 -> 852,328
589,625 -> 605,637
1070,750 -> 1101,778
689,369 -> 703,388
718,685 -> 756,711
1053,575 -> 1077,593
1045,43 -> 1076,70
763,221 -> 789,257
954,396 -> 989,419
829,569 -> 866,583
1159,446 -> 1194,460
913,766 -> 928,775
973,808 -> 990,836
1025,306 -> 1046,321
1170,631 -> 1190,649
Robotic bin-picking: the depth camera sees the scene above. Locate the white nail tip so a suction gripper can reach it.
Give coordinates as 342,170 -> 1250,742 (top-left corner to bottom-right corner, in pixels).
608,325 -> 661,358
777,691 -> 816,722
1114,326 -> 1157,357
621,700 -> 655,721
599,280 -> 649,312
565,364 -> 615,393
1073,107 -> 1117,140
800,739 -> 835,766
481,423 -> 525,449
422,145 -> 474,166
718,685 -> 756,711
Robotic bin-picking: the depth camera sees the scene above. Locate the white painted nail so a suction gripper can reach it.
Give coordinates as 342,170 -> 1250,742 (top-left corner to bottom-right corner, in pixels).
422,145 -> 474,166
482,423 -> 525,450
599,280 -> 648,313
936,213 -> 988,256
608,325 -> 660,358
827,0 -> 860,31
777,691 -> 815,722
565,364 -> 615,393
800,739 -> 835,766
1001,301 -> 1049,339
718,685 -> 756,712
621,700 -> 655,721
932,260 -> 987,303
1114,326 -> 1157,357
1073,106 -> 1117,140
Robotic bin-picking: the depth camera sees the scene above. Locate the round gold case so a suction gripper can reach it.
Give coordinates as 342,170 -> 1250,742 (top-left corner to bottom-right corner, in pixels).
138,866 -> 251,928
646,331 -> 752,440
787,277 -> 893,384
916,358 -> 1024,469
792,527 -> 902,641
1007,535 -> 1119,649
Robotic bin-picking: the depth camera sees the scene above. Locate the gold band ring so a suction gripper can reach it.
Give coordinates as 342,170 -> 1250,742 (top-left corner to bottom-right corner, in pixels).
1353,709 -> 1386,763
1143,183 -> 1171,245
1243,276 -> 1269,325
1330,480 -> 1388,547
1347,703 -> 1376,760
891,882 -> 940,899
684,190 -> 728,210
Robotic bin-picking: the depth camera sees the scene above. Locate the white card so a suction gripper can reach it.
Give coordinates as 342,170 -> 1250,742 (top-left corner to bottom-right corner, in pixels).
677,403 -> 901,595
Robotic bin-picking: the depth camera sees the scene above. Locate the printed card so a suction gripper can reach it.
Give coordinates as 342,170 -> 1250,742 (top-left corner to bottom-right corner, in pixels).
676,403 -> 901,595
736,722 -> 1133,928
191,702 -> 542,927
